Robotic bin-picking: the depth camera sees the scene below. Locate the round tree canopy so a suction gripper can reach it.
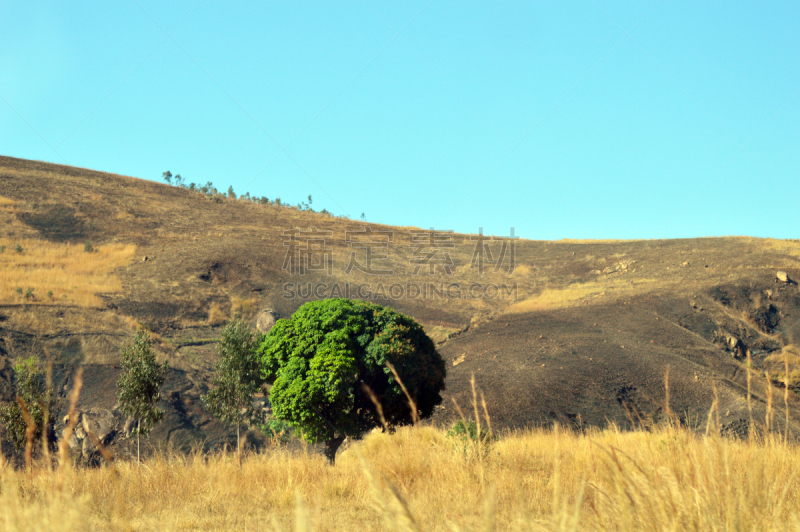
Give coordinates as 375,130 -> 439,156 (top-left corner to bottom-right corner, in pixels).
258,298 -> 446,445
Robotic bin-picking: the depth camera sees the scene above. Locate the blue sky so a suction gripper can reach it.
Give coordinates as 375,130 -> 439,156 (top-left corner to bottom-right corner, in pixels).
1,1 -> 798,240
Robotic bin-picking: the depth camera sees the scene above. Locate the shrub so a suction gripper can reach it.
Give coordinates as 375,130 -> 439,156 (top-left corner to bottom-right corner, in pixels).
24,288 -> 34,300
227,186 -> 236,199
0,356 -> 54,451
14,287 -> 23,296
84,241 -> 94,253
47,291 -> 53,299
257,418 -> 293,442
258,298 -> 446,464
14,244 -> 22,253
0,245 -> 5,253
447,420 -> 494,457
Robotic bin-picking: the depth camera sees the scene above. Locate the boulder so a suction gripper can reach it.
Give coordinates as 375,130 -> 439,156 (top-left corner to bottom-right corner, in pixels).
776,271 -> 791,283
81,408 -> 116,444
81,435 -> 96,459
123,417 -> 135,437
256,309 -> 279,333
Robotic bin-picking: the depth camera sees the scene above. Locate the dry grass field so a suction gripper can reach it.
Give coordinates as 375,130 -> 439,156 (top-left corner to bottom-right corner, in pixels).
2,421 -> 800,531
0,237 -> 136,308
2,155 -> 800,531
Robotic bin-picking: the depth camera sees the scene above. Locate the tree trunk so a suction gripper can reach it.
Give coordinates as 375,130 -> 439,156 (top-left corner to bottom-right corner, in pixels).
324,436 -> 345,465
137,419 -> 141,465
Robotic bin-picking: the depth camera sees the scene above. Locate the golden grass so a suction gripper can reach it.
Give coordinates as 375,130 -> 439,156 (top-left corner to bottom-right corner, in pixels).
4,423 -> 800,531
207,302 -> 227,326
504,278 -> 658,314
757,238 -> 800,261
231,296 -> 258,320
0,237 -> 136,307
424,325 -> 462,344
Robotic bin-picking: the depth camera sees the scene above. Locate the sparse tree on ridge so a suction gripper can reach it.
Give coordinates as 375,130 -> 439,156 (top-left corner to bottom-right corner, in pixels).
116,330 -> 169,464
162,171 -> 172,185
202,320 -> 265,462
258,298 -> 446,464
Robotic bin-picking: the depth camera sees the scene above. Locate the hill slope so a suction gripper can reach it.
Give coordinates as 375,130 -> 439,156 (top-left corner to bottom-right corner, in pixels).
1,155 -> 799,457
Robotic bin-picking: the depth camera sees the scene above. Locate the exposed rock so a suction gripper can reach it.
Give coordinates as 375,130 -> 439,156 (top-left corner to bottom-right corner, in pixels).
81,435 -> 96,459
142,255 -> 149,262
777,271 -> 790,283
256,309 -> 279,333
727,335 -> 740,350
81,408 -> 116,444
123,417 -> 135,438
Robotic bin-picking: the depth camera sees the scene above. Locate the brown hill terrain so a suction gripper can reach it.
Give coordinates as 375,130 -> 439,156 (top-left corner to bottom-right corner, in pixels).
1,154 -> 799,459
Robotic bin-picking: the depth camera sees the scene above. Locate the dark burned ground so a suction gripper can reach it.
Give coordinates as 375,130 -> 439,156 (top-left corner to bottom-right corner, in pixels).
437,278 -> 800,436
1,155 -> 800,459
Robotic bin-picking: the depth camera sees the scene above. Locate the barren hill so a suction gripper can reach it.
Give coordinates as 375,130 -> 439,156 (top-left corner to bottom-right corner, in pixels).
1,155 -> 799,457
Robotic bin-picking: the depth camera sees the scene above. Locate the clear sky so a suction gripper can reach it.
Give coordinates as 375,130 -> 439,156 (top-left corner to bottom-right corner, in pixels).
1,1 -> 798,240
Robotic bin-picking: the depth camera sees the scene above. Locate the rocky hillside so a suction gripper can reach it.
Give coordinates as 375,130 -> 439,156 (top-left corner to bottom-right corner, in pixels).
1,155 -> 799,461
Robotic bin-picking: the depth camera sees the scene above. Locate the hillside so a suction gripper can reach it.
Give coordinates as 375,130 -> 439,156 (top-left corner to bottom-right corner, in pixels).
1,154 -> 799,458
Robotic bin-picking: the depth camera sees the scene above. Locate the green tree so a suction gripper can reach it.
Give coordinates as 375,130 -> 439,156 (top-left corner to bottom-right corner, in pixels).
202,320 -> 265,457
0,356 -> 54,451
227,185 -> 236,199
258,298 -> 446,464
161,170 -> 172,185
116,330 -> 169,463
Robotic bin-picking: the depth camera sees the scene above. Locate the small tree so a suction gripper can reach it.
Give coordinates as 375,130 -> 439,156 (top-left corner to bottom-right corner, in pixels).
0,356 -> 54,451
227,186 -> 236,199
203,320 -> 265,461
162,171 -> 172,185
258,299 -> 446,464
116,330 -> 169,463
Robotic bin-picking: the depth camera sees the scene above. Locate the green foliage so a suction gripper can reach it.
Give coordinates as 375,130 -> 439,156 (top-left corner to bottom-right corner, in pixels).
258,298 -> 446,448
0,356 -> 54,450
14,244 -> 22,253
0,245 -> 5,253
162,171 -> 172,185
14,287 -> 22,296
116,330 -> 169,439
227,186 -> 236,199
84,241 -> 93,253
257,418 -> 293,441
202,320 -> 265,441
24,288 -> 34,300
446,420 -> 494,456
47,290 -> 53,298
